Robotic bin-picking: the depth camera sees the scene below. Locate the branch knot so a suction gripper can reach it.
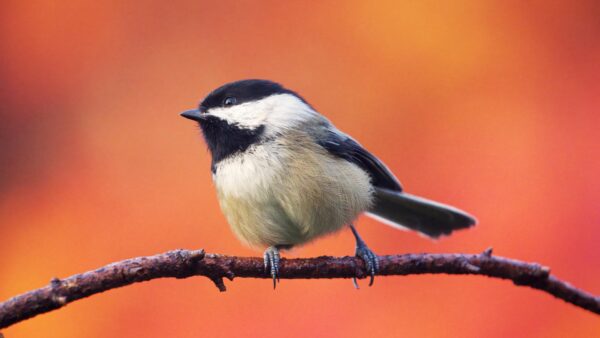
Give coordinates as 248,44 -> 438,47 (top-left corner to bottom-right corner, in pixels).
0,248 -> 597,330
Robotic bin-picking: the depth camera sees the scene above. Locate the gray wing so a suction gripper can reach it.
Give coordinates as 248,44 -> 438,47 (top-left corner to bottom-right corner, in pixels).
316,127 -> 476,238
316,129 -> 402,191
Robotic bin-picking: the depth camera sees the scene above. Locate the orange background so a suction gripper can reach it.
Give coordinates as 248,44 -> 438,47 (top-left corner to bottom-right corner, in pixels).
1,1 -> 599,337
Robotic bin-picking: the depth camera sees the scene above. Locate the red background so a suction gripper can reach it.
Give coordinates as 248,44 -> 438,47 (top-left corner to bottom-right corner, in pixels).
1,1 -> 599,337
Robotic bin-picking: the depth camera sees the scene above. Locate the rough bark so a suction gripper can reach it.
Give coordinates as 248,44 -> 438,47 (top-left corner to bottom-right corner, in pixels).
1,247 -> 598,329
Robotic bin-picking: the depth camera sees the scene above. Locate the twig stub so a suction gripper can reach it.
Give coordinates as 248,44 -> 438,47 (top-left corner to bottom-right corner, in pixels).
0,249 -> 598,330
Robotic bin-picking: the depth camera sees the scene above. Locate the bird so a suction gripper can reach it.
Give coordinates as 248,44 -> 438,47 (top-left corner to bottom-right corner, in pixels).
181,79 -> 476,288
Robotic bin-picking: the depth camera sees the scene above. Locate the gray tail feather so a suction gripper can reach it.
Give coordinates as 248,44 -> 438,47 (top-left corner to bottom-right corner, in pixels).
367,188 -> 477,238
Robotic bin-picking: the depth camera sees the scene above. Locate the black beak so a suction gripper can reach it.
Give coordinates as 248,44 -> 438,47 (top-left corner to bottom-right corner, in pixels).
180,109 -> 205,122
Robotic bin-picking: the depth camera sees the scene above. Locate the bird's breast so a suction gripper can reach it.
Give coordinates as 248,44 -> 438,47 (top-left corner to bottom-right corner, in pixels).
212,139 -> 373,248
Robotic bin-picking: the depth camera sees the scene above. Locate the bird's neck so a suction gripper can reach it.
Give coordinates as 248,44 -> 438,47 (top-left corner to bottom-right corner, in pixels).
198,116 -> 265,173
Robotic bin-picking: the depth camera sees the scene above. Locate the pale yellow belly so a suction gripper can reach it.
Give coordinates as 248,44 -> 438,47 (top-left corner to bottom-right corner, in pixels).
213,141 -> 373,249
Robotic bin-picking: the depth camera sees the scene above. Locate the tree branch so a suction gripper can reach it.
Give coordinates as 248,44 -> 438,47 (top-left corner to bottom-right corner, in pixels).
1,247 -> 598,329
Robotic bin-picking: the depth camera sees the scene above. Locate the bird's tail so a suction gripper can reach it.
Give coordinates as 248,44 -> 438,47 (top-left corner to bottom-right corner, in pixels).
367,188 -> 476,238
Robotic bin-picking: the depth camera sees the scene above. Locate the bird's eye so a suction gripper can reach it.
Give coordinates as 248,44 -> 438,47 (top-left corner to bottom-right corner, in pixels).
223,97 -> 237,106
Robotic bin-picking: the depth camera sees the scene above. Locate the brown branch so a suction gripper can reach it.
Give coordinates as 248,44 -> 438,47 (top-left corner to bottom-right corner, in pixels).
1,247 -> 598,329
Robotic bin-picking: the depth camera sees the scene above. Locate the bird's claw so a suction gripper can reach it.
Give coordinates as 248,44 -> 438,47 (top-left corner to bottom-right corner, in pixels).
263,246 -> 280,289
353,243 -> 379,288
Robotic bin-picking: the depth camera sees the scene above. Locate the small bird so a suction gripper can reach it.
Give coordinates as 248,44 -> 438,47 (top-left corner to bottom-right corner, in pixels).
181,79 -> 476,288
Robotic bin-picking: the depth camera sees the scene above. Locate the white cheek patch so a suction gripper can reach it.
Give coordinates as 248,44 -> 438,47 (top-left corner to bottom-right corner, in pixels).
263,95 -> 322,133
205,94 -> 321,132
207,100 -> 273,130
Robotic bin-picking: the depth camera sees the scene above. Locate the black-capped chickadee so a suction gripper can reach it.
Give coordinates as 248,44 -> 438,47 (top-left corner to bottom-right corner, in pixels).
181,79 -> 476,288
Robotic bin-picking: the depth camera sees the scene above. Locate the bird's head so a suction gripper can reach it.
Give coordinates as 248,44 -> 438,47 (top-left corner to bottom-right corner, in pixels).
181,79 -> 316,166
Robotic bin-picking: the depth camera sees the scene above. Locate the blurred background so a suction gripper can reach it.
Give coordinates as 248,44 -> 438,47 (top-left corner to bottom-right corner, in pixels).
1,1 -> 599,337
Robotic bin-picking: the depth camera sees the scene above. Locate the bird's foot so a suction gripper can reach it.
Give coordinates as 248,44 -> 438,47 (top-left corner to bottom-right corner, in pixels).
263,246 -> 280,289
353,242 -> 379,288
